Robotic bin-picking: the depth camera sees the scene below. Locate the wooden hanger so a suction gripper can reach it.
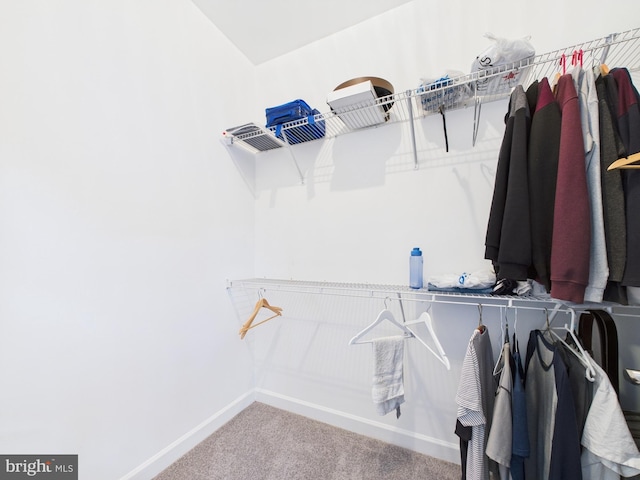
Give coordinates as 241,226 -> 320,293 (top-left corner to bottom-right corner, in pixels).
607,151 -> 640,170
239,297 -> 283,339
600,63 -> 610,76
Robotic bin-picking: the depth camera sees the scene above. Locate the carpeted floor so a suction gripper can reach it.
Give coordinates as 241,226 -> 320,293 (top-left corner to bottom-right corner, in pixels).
153,402 -> 460,480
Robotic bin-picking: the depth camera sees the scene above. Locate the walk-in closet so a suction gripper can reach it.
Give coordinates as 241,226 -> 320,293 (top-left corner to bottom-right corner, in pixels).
2,1 -> 640,479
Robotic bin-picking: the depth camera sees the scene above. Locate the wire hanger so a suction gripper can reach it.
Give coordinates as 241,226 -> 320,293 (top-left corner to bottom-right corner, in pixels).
349,298 -> 413,345
545,307 -> 596,381
404,308 -> 450,370
238,291 -> 283,339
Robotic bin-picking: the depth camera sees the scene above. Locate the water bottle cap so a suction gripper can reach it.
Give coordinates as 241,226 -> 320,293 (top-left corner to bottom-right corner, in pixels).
411,247 -> 422,256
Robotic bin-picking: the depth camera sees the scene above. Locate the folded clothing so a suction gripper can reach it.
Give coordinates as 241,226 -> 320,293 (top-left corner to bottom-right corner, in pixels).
428,270 -> 496,291
372,336 -> 405,418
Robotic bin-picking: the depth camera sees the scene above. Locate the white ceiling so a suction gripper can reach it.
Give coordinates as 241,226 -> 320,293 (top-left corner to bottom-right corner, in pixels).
191,0 -> 414,65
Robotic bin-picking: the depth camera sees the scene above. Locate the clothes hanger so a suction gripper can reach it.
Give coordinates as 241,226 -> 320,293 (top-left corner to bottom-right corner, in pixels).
477,304 -> 486,333
404,309 -> 450,370
349,299 -> 413,345
512,307 -> 519,354
238,293 -> 283,339
571,49 -> 583,68
552,53 -> 567,91
545,307 -> 596,382
607,151 -> 640,170
493,306 -> 510,376
472,95 -> 482,147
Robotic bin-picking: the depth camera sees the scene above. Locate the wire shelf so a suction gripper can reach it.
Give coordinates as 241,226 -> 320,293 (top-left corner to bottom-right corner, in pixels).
227,277 -> 553,305
226,278 -> 640,321
223,27 -> 640,154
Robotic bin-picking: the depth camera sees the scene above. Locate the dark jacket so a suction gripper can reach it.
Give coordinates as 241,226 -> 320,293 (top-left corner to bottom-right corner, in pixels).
612,68 -> 640,287
550,74 -> 591,303
596,74 -> 627,283
527,78 -> 561,292
485,86 -> 531,280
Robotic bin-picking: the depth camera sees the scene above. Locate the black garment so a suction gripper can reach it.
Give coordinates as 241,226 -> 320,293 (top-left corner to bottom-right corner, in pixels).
485,86 -> 532,280
612,68 -> 640,286
596,74 -> 627,284
524,331 -> 583,480
455,420 -> 472,480
526,79 -> 539,116
527,77 -> 561,292
557,340 -> 593,442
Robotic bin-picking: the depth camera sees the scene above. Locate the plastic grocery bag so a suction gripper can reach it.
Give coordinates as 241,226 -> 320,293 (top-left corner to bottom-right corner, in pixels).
471,33 -> 535,94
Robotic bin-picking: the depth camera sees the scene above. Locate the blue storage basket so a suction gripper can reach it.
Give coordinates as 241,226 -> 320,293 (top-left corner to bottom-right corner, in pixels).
265,99 -> 326,145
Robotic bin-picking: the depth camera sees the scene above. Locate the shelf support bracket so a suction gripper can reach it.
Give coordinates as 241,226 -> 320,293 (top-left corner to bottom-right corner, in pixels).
281,130 -> 305,185
406,90 -> 419,170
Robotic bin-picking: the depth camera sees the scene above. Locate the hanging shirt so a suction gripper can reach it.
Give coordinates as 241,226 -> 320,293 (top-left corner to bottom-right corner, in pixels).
524,330 -> 582,479
581,360 -> 640,479
611,68 -> 640,287
486,341 -> 513,479
510,347 -> 529,480
485,86 -> 532,281
550,74 -> 591,303
595,74 -> 627,285
528,77 -> 561,293
456,327 -> 497,480
569,66 -> 609,303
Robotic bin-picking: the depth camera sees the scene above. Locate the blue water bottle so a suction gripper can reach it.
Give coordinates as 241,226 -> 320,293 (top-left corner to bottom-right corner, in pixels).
410,247 -> 423,289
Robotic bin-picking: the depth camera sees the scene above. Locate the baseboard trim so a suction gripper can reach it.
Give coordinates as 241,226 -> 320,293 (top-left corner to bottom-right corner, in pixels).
254,388 -> 460,464
121,387 -> 460,479
119,389 -> 255,480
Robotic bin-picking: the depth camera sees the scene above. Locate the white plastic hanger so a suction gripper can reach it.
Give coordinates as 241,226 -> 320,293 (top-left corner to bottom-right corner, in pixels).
493,306 -> 509,376
405,311 -> 450,370
348,306 -> 413,345
545,307 -> 596,382
349,300 -> 450,370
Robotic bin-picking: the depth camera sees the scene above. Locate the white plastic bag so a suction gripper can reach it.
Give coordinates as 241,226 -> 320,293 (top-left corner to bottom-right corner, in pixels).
471,33 -> 535,93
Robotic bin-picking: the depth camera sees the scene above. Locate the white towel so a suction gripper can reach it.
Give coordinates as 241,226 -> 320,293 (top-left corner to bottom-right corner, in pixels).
371,336 -> 405,418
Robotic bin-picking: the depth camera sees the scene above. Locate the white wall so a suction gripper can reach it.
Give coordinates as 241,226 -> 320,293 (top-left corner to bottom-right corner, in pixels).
239,0 -> 640,465
0,1 -> 257,479
251,1 -> 640,284
1,0 -> 639,478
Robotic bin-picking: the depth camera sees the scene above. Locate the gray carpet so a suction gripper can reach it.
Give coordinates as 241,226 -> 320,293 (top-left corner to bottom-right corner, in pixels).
153,402 -> 460,480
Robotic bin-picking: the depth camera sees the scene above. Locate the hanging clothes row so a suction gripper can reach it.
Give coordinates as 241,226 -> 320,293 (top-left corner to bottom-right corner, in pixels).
484,60 -> 640,305
455,309 -> 640,480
